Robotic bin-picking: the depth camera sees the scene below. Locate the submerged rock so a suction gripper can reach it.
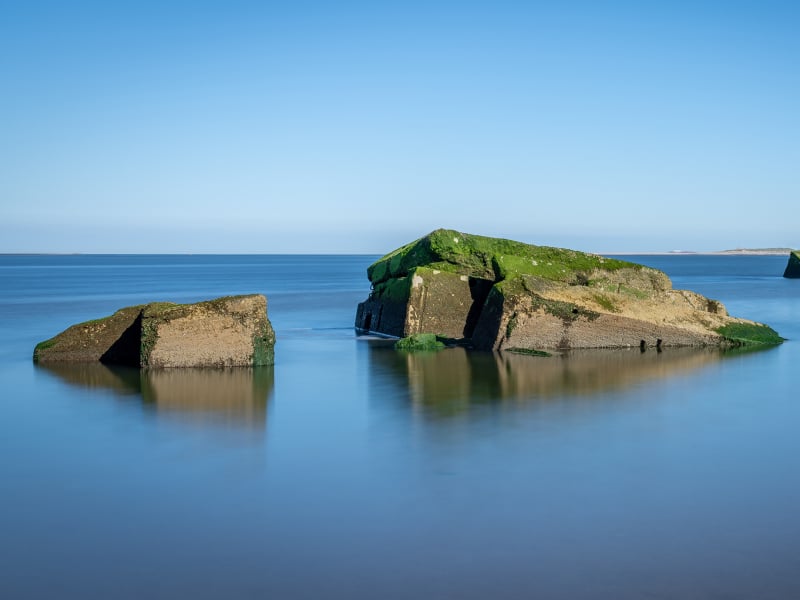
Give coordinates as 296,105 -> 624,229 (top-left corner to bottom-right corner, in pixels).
783,250 -> 800,278
34,295 -> 275,367
355,229 -> 783,351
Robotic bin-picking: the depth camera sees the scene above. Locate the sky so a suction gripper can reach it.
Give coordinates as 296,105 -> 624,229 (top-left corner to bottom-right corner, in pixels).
1,0 -> 797,253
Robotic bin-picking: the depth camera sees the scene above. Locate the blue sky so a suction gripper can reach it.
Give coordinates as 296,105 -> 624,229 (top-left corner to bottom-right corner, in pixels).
1,1 -> 797,253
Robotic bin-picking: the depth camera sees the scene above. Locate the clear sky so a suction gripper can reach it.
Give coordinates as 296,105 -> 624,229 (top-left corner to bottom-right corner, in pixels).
1,1 -> 797,253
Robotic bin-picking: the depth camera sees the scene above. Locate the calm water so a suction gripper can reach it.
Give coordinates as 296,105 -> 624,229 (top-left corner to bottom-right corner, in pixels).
1,254 -> 798,599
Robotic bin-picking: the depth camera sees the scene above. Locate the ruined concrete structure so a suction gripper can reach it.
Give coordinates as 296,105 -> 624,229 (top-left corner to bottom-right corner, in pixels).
34,295 -> 275,367
355,229 -> 783,351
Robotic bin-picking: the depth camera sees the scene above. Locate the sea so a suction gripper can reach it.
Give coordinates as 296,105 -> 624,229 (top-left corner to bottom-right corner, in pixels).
1,253 -> 798,599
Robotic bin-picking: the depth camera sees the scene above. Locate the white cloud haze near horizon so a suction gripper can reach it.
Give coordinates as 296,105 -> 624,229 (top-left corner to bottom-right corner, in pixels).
1,1 -> 797,254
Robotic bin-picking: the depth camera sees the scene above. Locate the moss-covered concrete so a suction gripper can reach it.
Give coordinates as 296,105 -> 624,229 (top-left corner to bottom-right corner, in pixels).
35,295 -> 275,368
367,228 -> 643,286
356,266 -> 492,339
715,322 -> 785,346
34,305 -> 146,364
356,228 -> 784,352
783,250 -> 800,278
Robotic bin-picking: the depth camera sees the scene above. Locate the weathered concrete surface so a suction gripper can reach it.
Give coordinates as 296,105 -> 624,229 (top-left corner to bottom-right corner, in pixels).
469,274 -> 736,351
356,267 -> 492,339
356,229 -> 783,351
141,296 -> 274,367
34,294 -> 275,367
784,250 -> 800,278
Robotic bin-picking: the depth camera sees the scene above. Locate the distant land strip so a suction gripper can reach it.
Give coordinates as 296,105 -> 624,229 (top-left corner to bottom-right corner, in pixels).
611,248 -> 792,256
713,248 -> 793,255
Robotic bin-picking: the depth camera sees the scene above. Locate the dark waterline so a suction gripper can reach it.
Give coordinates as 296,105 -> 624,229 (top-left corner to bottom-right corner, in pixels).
1,254 -> 799,599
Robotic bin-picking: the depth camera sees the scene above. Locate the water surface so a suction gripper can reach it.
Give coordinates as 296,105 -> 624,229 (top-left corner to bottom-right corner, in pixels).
1,254 -> 798,599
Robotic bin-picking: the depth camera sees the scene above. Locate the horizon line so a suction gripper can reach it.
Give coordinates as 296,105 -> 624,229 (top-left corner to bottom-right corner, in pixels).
0,249 -> 793,257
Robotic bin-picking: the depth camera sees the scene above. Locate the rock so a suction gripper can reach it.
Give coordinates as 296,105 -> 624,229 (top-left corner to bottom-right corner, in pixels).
34,295 -> 275,367
355,229 -> 783,351
783,250 -> 800,278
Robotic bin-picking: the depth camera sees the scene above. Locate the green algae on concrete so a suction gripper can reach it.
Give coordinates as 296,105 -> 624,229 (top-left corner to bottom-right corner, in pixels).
356,228 -> 785,351
504,347 -> 552,357
784,251 -> 800,278
371,274 -> 413,303
715,322 -> 785,346
251,330 -> 276,366
395,333 -> 446,352
367,228 -> 642,286
34,305 -> 146,364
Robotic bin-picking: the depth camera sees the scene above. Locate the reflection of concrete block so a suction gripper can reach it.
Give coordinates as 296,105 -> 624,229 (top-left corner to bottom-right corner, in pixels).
141,367 -> 273,424
36,362 -> 274,429
34,295 -> 275,367
368,343 -> 736,417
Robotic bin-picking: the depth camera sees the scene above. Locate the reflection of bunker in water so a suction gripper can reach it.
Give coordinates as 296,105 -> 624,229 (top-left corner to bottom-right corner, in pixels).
36,363 -> 273,428
367,342 -> 745,417
141,368 -> 273,425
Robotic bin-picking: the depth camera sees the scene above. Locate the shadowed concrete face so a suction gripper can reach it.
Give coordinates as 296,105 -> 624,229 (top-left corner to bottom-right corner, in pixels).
784,251 -> 800,278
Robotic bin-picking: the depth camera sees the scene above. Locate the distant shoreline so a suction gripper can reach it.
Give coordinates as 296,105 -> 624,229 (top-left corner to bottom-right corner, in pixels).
609,249 -> 792,256
0,249 -> 793,257
712,249 -> 793,256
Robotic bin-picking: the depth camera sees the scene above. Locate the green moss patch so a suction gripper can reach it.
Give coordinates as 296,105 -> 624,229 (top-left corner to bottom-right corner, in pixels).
139,319 -> 158,367
77,315 -> 114,327
251,331 -> 275,366
366,228 -> 643,286
372,275 -> 412,303
32,338 -> 58,362
587,278 -> 650,299
530,295 -> 600,322
505,347 -> 552,357
591,293 -> 619,313
395,333 -> 446,352
505,314 -> 518,338
716,322 -> 785,346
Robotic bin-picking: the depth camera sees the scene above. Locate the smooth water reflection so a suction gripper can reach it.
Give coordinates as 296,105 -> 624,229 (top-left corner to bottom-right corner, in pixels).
36,363 -> 273,428
4,255 -> 799,599
367,341 -> 769,417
